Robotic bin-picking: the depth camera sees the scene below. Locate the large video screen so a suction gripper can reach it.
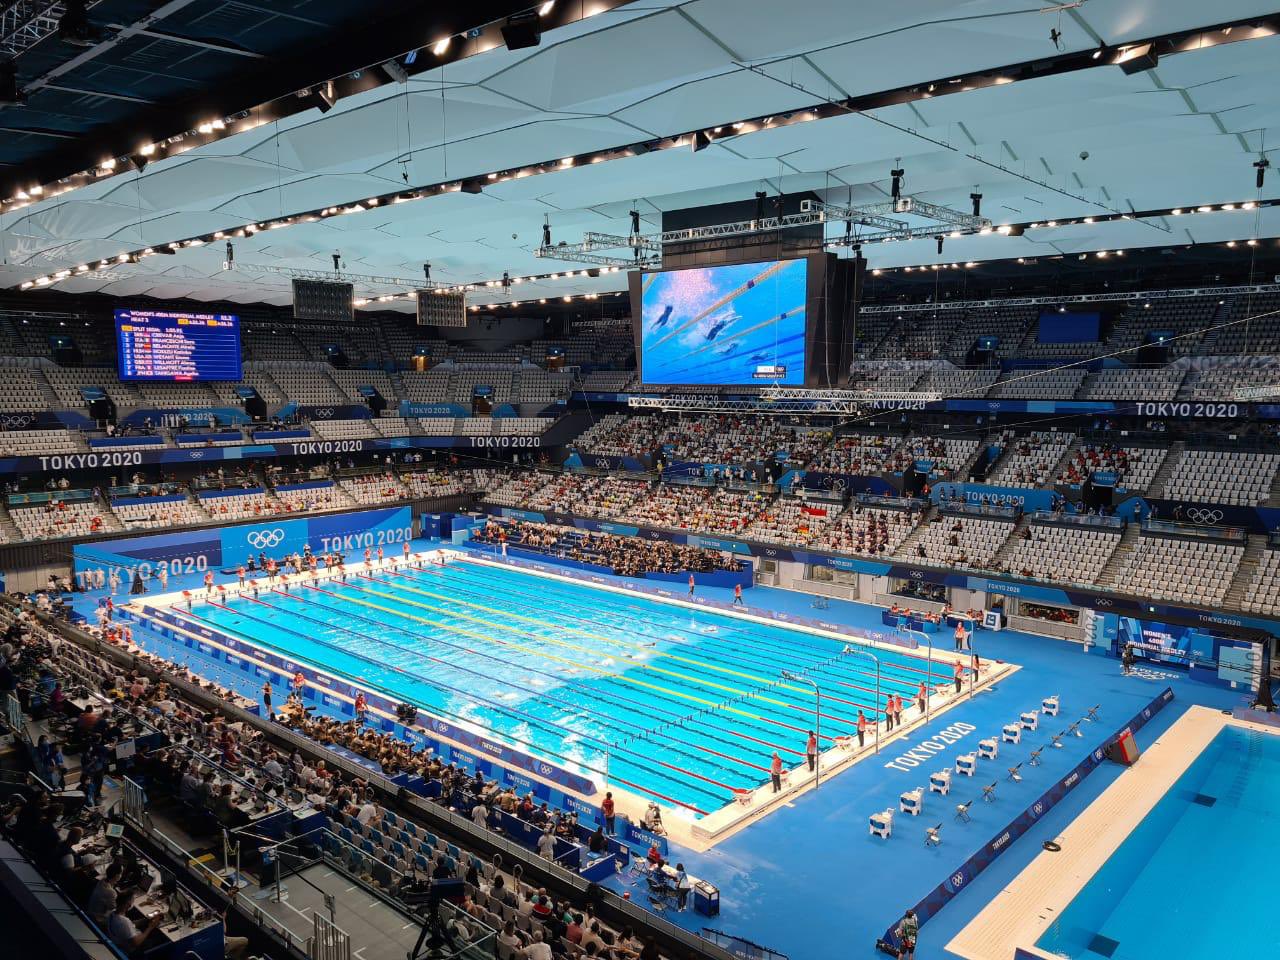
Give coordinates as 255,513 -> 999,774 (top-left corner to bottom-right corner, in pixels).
638,258 -> 808,386
115,309 -> 242,382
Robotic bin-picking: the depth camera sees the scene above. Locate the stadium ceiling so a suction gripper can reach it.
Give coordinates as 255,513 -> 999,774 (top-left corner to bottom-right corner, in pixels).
2,0 -> 1279,310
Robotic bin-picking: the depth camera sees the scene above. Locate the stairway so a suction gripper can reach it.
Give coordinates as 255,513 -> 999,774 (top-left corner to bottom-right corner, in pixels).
0,502 -> 22,543
29,366 -> 62,409
1073,371 -> 1099,400
95,493 -> 125,532
991,515 -> 1032,569
1047,437 -> 1083,484
1266,464 -> 1280,507
1143,441 -> 1185,499
892,506 -> 937,561
1095,523 -> 1142,589
1224,533 -> 1268,609
1193,298 -> 1231,355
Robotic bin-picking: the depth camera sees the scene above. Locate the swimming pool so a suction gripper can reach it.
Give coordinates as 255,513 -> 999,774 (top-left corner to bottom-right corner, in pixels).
1035,724 -> 1280,959
173,556 -> 950,816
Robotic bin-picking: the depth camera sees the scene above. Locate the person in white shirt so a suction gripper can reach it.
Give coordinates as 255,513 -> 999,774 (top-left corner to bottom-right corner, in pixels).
108,891 -> 162,952
356,799 -> 379,826
523,929 -> 553,960
536,830 -> 555,860
471,802 -> 488,829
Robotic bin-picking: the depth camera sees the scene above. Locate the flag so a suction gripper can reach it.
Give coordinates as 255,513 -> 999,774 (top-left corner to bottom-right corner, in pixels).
801,505 -> 827,517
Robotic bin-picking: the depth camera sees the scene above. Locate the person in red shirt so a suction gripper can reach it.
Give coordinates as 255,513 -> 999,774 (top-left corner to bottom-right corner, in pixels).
917,681 -> 928,714
805,731 -> 818,772
376,546 -> 384,563
856,709 -> 867,748
354,691 -> 367,725
687,574 -> 695,598
954,621 -> 968,652
885,695 -> 895,731
646,844 -> 662,865
770,751 -> 783,792
402,541 -> 411,561
364,547 -> 372,565
954,660 -> 965,694
601,792 -> 616,835
733,582 -> 743,606
237,565 -> 246,588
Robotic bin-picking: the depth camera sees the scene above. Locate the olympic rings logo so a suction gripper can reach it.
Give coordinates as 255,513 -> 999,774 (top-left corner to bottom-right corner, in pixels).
187,451 -> 204,459
594,458 -> 611,469
315,408 -> 335,418
1184,507 -> 1224,525
246,528 -> 287,549
0,414 -> 33,429
950,872 -> 965,890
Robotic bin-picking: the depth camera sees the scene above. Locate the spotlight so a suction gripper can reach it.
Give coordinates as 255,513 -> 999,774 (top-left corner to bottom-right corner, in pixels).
58,0 -> 103,48
381,59 -> 409,83
970,192 -> 982,217
1006,224 -> 1025,237
0,59 -> 26,107
303,81 -> 337,113
1255,158 -> 1270,189
691,130 -> 712,153
1092,40 -> 1106,59
432,37 -> 451,56
500,11 -> 542,50
890,166 -> 905,201
1117,43 -> 1158,75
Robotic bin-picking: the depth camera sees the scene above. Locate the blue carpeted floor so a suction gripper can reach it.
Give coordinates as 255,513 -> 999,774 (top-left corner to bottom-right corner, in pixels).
70,539 -> 1251,960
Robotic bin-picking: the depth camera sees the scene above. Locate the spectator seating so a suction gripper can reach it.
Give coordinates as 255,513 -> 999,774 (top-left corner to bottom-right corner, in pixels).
1058,444 -> 1167,491
197,490 -> 277,520
805,434 -> 901,474
112,496 -> 209,530
912,514 -> 1014,568
1240,547 -> 1280,615
893,436 -> 980,477
1161,449 -> 1280,505
574,414 -> 666,458
313,419 -> 380,440
989,368 -> 1088,399
0,428 -> 81,456
272,482 -> 353,512
1083,366 -> 1186,400
914,367 -> 1000,398
625,484 -> 771,535
997,522 -> 1123,584
10,499 -> 117,540
338,472 -> 411,504
989,432 -> 1074,488
523,474 -> 653,518
1114,533 -> 1244,605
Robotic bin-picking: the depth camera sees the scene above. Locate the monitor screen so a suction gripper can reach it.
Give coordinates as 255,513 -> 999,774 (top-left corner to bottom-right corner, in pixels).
115,309 -> 242,381
638,258 -> 808,386
1037,311 -> 1101,343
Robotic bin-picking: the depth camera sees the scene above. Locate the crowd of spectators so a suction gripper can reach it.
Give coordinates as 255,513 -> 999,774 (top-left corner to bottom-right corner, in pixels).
474,519 -> 742,577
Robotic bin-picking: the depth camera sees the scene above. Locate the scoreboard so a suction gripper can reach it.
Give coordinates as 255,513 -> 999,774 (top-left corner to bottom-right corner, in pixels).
115,309 -> 242,382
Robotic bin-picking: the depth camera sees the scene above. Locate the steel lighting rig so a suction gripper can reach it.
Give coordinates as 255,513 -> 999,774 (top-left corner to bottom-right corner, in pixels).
627,389 -> 942,415
534,195 -> 990,267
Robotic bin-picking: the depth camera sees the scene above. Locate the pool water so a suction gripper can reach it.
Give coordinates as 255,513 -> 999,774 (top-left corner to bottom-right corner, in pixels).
182,558 -> 947,816
1035,724 -> 1280,959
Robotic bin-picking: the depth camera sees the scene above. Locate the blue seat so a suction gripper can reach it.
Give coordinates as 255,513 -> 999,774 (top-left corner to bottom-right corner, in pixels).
339,827 -> 354,844
414,853 -> 431,872
384,811 -> 399,828
398,829 -> 413,846
446,843 -> 461,860
391,840 -> 406,859
369,828 -> 383,845
361,839 -> 376,856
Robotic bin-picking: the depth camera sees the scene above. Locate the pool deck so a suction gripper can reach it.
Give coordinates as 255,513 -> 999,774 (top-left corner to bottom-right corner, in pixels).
946,705 -> 1280,960
71,536 -> 1258,960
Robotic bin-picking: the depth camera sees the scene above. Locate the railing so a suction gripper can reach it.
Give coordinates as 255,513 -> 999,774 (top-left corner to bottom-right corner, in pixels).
1143,518 -> 1247,541
312,913 -> 353,960
1029,510 -> 1124,530
938,499 -> 1020,519
857,493 -> 927,511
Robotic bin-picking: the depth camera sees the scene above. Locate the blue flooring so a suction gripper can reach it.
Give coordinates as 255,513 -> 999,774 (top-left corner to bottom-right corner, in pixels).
73,539 -> 1252,960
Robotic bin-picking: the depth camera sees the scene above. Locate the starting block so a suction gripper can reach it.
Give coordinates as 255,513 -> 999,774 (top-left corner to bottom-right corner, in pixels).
1020,711 -> 1039,731
1002,723 -> 1022,744
900,787 -> 924,816
955,753 -> 977,777
1042,695 -> 1060,717
869,808 -> 894,839
977,737 -> 999,760
929,768 -> 952,796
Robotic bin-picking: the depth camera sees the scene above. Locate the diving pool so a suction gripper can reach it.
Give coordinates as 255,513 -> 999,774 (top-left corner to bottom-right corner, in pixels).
1035,724 -> 1280,959
173,556 -> 950,816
